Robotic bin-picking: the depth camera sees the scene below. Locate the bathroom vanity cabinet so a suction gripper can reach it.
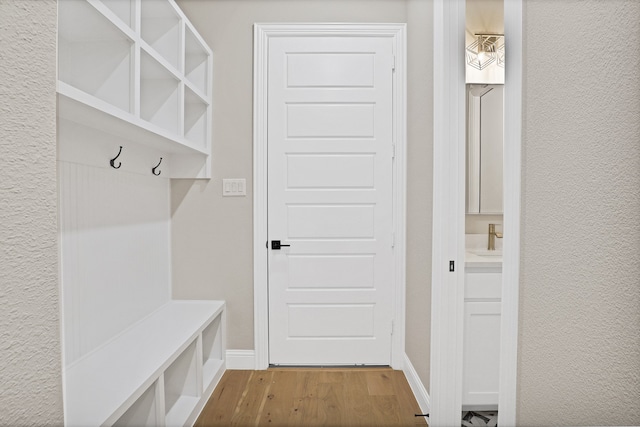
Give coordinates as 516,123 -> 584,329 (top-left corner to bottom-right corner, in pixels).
463,260 -> 502,409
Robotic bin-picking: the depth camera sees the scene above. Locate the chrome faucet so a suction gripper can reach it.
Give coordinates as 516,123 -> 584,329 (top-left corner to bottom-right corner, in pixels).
488,223 -> 503,250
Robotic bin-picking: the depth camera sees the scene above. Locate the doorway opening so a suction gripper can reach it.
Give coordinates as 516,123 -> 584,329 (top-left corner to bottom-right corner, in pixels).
430,1 -> 522,425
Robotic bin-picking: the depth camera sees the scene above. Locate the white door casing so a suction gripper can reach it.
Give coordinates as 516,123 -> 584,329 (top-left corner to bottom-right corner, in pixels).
254,24 -> 407,369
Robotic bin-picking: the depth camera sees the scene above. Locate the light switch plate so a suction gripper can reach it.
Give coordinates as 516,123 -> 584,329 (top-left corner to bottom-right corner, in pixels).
222,178 -> 246,196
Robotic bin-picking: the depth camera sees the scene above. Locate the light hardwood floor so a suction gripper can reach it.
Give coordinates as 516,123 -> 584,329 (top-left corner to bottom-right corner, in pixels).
195,368 -> 428,426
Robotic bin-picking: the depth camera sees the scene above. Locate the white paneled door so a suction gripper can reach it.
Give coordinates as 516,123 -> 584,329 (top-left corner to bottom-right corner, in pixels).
267,35 -> 396,365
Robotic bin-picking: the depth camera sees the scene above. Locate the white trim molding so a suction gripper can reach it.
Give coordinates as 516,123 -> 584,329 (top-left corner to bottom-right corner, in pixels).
498,1 -> 523,425
430,0 -> 467,425
253,23 -> 270,371
226,350 -> 257,370
253,23 -> 408,370
403,354 -> 431,416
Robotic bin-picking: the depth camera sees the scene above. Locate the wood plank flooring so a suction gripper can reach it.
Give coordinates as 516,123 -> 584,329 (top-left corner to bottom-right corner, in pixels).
196,368 -> 428,427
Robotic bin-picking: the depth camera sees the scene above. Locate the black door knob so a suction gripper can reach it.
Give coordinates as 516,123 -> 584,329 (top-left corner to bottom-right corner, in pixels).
271,240 -> 291,250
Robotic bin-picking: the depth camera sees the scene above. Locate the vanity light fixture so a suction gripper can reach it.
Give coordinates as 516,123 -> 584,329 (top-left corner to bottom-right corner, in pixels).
466,34 -> 504,70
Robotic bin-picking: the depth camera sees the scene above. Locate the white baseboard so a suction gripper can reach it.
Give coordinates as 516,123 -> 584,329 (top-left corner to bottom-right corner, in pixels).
226,349 -> 256,370
403,353 -> 431,415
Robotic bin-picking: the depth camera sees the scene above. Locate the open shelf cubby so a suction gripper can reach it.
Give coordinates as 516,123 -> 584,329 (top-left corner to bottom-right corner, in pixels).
185,25 -> 209,95
141,0 -> 182,71
58,0 -> 133,113
164,340 -> 201,427
184,86 -> 208,149
96,0 -> 135,32
141,49 -> 181,135
202,315 -> 224,387
113,381 -> 159,427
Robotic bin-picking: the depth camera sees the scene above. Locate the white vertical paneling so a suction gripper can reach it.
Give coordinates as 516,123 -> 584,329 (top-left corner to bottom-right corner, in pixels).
59,162 -> 171,365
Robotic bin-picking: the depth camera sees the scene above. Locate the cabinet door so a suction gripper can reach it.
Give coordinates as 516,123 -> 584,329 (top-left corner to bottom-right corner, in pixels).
462,301 -> 501,408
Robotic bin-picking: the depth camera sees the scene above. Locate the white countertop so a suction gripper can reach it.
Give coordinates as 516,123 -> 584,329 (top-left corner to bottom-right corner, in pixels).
465,250 -> 503,269
465,234 -> 503,269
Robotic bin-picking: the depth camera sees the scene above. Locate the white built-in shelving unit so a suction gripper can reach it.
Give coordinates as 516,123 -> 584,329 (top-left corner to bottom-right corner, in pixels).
57,0 -> 212,178
57,1 -> 223,426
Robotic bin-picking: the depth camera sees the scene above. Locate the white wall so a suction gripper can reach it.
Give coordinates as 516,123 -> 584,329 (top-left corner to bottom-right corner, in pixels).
0,0 -> 64,424
466,214 -> 503,234
518,0 -> 640,424
406,0 -> 434,390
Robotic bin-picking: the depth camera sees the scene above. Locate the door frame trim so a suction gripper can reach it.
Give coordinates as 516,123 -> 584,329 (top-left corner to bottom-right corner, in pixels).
253,23 -> 407,370
430,1 -> 522,424
429,2 -> 467,422
498,2 -> 523,423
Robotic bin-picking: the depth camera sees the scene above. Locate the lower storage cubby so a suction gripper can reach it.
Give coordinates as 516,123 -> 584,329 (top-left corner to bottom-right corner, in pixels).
114,381 -> 159,427
165,341 -> 201,427
202,315 -> 224,387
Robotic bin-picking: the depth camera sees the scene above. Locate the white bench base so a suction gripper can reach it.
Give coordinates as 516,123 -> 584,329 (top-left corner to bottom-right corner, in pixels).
64,300 -> 226,427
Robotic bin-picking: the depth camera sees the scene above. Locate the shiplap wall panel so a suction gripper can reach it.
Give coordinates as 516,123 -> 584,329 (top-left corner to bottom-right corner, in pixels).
59,162 -> 171,364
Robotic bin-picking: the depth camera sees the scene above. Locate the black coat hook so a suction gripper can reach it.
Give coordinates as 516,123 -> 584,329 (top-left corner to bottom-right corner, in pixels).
110,146 -> 123,169
152,157 -> 163,176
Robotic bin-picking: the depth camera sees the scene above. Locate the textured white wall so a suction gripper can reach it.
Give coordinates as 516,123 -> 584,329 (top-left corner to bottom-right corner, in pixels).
518,1 -> 640,424
0,0 -> 64,424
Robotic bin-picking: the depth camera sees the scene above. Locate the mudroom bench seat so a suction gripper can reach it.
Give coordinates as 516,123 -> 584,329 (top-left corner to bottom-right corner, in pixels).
64,300 -> 226,427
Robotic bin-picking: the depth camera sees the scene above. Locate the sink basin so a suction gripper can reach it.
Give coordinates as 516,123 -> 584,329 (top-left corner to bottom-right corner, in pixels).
468,249 -> 502,257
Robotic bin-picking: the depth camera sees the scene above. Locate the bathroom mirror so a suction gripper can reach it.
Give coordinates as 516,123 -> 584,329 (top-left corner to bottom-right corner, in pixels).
466,84 -> 503,214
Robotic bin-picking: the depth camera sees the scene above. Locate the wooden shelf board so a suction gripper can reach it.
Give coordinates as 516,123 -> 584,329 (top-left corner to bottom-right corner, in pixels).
64,300 -> 224,427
